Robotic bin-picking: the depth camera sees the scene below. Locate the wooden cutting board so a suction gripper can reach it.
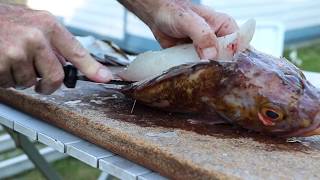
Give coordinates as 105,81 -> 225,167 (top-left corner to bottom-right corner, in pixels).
0,82 -> 319,180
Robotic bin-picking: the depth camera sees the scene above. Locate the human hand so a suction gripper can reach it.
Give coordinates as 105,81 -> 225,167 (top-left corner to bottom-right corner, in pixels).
0,4 -> 113,94
119,0 -> 238,60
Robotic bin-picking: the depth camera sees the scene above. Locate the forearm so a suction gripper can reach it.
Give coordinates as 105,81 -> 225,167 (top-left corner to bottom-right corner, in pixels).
117,0 -> 163,25
0,3 -> 15,13
0,3 -> 26,15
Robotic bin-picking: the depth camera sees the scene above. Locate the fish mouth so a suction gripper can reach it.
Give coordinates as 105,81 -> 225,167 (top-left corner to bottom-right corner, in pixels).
284,114 -> 320,137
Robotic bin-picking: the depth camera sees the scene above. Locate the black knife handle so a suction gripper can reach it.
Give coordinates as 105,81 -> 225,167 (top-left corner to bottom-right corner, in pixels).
63,64 -> 78,88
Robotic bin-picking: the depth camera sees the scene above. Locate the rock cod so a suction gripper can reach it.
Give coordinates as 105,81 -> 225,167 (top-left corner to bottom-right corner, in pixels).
116,20 -> 320,137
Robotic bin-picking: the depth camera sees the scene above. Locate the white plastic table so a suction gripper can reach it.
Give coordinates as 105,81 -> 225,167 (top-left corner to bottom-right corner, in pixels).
0,103 -> 167,180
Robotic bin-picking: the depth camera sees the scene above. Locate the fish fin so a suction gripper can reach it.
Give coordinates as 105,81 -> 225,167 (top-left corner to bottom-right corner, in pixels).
238,19 -> 256,51
217,19 -> 256,60
121,62 -> 206,92
122,60 -> 235,93
139,61 -> 213,86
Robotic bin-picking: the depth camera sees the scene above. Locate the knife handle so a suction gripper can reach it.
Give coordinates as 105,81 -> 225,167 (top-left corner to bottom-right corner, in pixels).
63,64 -> 78,88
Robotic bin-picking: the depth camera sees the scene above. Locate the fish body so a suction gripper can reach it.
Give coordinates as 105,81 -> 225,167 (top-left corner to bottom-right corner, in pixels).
116,19 -> 320,137
121,49 -> 320,137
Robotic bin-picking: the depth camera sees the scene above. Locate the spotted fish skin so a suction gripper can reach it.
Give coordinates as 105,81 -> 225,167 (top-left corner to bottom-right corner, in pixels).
121,49 -> 320,137
122,61 -> 226,113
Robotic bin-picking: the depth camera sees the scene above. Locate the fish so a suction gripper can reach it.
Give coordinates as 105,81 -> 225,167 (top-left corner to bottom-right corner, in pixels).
115,20 -> 320,137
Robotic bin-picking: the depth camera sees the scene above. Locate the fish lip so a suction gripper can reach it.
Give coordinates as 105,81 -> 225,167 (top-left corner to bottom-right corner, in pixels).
282,118 -> 320,137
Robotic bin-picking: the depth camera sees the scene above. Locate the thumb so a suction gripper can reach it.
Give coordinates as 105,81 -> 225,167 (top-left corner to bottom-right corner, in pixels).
51,25 -> 113,82
178,10 -> 218,60
68,52 -> 113,83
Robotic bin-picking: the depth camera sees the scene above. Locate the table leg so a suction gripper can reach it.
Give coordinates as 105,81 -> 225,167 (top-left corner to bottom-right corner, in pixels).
5,127 -> 62,180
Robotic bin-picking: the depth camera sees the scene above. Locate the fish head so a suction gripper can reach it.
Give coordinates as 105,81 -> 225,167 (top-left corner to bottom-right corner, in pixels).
217,49 -> 320,137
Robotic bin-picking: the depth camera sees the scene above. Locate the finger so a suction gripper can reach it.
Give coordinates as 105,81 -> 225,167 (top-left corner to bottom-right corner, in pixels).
152,28 -> 179,48
212,12 -> 238,36
53,48 -> 67,65
191,5 -> 239,37
0,66 -> 15,88
0,46 -> 34,88
32,41 -> 65,95
177,10 -> 218,60
11,57 -> 37,89
23,28 -> 64,94
50,24 -> 113,82
152,28 -> 191,48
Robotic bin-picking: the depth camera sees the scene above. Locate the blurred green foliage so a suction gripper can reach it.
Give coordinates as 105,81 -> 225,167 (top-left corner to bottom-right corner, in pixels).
284,41 -> 320,72
8,157 -> 101,180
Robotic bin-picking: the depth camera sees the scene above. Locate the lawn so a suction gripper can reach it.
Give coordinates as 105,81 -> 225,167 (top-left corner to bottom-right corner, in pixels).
284,41 -> 320,72
5,40 -> 320,180
7,157 -> 102,180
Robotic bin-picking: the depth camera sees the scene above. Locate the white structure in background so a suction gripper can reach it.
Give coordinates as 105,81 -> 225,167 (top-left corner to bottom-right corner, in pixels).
28,0 -> 126,39
203,0 -> 320,31
247,21 -> 284,56
27,0 -> 320,56
27,0 -> 320,87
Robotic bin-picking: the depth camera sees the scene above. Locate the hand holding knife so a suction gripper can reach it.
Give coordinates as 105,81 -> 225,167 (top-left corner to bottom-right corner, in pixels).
63,64 -> 133,88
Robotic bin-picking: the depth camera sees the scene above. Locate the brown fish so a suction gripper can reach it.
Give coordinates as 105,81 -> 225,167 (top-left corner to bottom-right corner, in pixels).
110,19 -> 320,137
119,49 -> 320,137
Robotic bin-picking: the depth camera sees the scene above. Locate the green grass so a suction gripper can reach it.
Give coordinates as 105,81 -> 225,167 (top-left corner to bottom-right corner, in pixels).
0,149 -> 23,161
7,157 -> 102,180
284,41 -> 320,72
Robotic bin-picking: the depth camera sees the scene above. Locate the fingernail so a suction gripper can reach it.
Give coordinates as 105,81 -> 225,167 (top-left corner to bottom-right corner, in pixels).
202,47 -> 217,60
15,86 -> 27,90
98,68 -> 113,80
200,59 -> 210,62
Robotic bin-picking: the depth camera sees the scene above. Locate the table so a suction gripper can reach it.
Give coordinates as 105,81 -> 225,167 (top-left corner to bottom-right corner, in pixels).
0,103 -> 166,180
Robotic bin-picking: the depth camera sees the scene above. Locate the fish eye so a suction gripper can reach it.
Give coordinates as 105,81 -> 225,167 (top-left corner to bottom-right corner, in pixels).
261,106 -> 284,121
263,109 -> 280,120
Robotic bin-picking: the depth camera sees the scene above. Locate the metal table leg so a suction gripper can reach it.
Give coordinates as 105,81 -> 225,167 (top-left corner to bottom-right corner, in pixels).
97,172 -> 115,180
5,127 -> 62,180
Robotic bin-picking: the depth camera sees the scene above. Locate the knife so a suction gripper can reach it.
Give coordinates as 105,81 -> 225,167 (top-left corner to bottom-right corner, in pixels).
63,64 -> 133,88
